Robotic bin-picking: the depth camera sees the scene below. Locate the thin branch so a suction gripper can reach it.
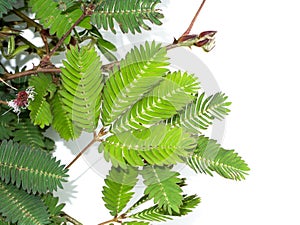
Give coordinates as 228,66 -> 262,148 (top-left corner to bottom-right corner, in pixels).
60,212 -> 83,225
1,68 -> 61,81
66,128 -> 107,169
0,77 -> 17,90
0,62 -> 8,73
12,8 -> 43,31
0,100 -> 8,105
66,139 -> 97,169
98,216 -> 120,225
182,0 -> 207,36
49,13 -> 87,57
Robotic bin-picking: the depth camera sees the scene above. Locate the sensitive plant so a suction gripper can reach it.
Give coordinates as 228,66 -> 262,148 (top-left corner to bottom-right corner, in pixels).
0,0 -> 249,224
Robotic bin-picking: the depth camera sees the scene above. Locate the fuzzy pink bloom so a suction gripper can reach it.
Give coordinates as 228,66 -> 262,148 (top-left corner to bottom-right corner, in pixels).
7,87 -> 35,115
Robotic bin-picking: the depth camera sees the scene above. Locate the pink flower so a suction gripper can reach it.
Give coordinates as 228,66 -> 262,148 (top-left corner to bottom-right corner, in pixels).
7,87 -> 35,115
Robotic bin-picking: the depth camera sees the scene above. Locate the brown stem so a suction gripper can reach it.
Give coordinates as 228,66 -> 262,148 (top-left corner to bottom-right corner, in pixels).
2,68 -> 61,81
98,214 -> 126,225
1,35 -> 201,82
49,13 -> 87,57
0,100 -> 8,105
66,139 -> 97,169
98,217 -> 120,225
60,212 -> 83,225
12,8 -> 43,31
182,0 -> 207,36
66,128 -> 107,169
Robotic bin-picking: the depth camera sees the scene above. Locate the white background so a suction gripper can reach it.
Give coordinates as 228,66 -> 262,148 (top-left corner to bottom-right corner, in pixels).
50,0 -> 300,224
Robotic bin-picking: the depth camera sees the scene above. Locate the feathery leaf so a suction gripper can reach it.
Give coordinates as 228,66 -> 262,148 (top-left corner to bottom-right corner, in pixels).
102,41 -> 169,125
170,92 -> 231,133
29,0 -> 91,43
99,124 -> 197,168
111,71 -> 199,133
13,119 -> 55,151
91,0 -> 163,34
42,193 -> 67,224
0,140 -> 68,194
188,136 -> 250,180
0,112 -> 14,140
60,45 -> 103,132
28,73 -> 56,128
50,92 -> 82,141
0,180 -> 50,225
129,194 -> 200,222
123,221 -> 150,225
0,0 -> 16,18
141,166 -> 183,214
102,166 -> 138,216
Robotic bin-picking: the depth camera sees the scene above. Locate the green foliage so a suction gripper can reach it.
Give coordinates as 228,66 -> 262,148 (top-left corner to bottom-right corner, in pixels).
111,71 -> 200,133
129,195 -> 200,222
89,26 -> 117,62
0,0 -> 16,18
0,215 -> 11,225
102,166 -> 138,216
188,136 -> 250,180
99,124 -> 197,168
13,119 -> 55,151
91,0 -> 163,34
0,140 -> 68,194
50,93 -> 82,140
141,166 -> 183,214
60,45 -> 103,133
0,2 -> 250,224
0,180 -> 50,225
29,0 -> 91,43
170,92 -> 231,133
102,41 -> 169,125
28,73 -> 56,128
123,221 -> 150,225
0,112 -> 14,140
42,193 -> 67,224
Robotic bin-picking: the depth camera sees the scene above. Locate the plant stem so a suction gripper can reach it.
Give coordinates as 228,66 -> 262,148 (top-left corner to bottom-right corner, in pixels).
181,0 -> 207,36
12,8 -> 43,31
1,36 -> 202,81
98,217 -> 119,225
98,214 -> 126,225
66,128 -> 107,169
60,212 -> 83,225
2,68 -> 61,81
49,13 -> 86,57
66,139 -> 97,169
0,100 -> 8,105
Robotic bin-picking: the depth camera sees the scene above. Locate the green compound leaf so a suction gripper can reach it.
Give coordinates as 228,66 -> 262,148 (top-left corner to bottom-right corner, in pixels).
0,180 -> 50,225
99,124 -> 197,168
123,222 -> 150,225
0,0 -> 16,18
13,119 -> 55,151
188,136 -> 250,180
170,92 -> 231,133
102,166 -> 138,216
0,140 -> 68,194
50,92 -> 82,141
141,166 -> 183,214
28,73 -> 57,128
102,41 -> 169,125
42,193 -> 67,224
60,45 -> 104,133
111,71 -> 199,133
0,112 -> 14,140
129,194 -> 200,222
91,0 -> 163,34
29,0 -> 91,43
